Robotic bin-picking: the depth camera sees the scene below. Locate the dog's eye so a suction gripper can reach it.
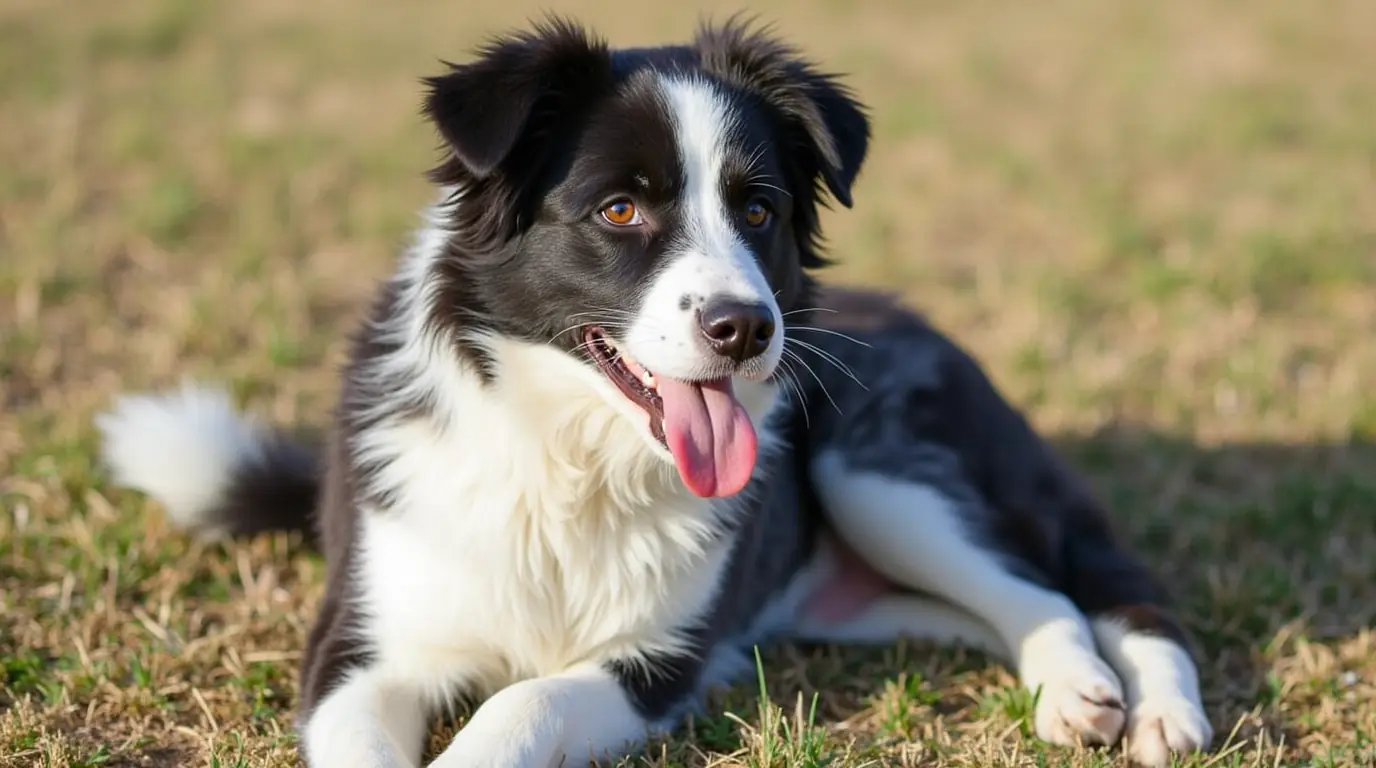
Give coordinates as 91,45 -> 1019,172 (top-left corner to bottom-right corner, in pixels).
744,199 -> 772,228
600,199 -> 643,227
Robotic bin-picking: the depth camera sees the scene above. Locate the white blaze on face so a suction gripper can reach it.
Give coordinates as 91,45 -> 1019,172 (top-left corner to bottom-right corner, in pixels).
615,75 -> 785,498
622,75 -> 783,379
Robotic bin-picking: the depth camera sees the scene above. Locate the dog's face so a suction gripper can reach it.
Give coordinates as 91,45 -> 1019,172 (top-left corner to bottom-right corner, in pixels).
421,19 -> 869,497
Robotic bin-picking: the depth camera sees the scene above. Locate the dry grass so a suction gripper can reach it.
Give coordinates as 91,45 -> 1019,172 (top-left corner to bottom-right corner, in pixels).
3,0 -> 1375,765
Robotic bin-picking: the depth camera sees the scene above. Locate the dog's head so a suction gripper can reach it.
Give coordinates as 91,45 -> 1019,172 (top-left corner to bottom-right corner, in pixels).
421,17 -> 869,497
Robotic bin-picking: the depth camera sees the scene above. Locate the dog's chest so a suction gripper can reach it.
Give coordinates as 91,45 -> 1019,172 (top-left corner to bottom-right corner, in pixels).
352,417 -> 733,691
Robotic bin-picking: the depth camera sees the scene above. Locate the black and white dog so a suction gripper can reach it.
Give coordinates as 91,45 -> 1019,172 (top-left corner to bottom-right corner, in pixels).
96,19 -> 1212,768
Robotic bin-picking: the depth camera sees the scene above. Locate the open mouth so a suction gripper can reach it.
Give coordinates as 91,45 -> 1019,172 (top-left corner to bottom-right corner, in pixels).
583,326 -> 666,444
580,325 -> 759,499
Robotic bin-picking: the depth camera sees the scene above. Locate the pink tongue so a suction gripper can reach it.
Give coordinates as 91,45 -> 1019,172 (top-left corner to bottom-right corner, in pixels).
657,377 -> 758,498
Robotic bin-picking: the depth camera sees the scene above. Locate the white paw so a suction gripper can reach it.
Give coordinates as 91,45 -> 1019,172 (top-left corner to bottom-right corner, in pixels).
430,729 -> 560,768
1124,695 -> 1213,767
1031,654 -> 1127,748
429,681 -> 564,768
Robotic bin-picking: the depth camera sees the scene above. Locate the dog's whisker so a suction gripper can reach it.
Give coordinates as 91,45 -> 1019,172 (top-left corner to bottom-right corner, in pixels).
786,338 -> 868,392
786,326 -> 872,348
782,347 -> 842,415
780,307 -> 838,318
568,341 -> 598,355
569,308 -> 636,318
555,324 -> 630,345
554,316 -> 634,342
744,177 -> 793,199
742,142 -> 768,178
566,315 -> 635,323
775,361 -> 810,429
566,306 -> 635,319
555,325 -> 591,342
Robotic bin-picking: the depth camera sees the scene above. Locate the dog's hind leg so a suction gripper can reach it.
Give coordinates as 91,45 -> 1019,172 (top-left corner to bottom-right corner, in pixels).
808,453 -> 1131,750
1069,539 -> 1214,766
793,589 -> 1008,659
804,441 -> 1211,767
790,299 -> 1210,765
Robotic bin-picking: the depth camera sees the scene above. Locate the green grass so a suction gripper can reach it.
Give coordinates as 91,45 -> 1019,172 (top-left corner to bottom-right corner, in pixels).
3,0 -> 1375,765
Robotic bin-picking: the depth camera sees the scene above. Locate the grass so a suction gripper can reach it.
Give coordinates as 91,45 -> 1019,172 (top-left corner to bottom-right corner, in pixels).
2,0 -> 1375,765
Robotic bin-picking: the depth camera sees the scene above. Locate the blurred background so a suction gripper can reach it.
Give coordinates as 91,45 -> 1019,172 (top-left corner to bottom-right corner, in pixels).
2,1 -> 1373,766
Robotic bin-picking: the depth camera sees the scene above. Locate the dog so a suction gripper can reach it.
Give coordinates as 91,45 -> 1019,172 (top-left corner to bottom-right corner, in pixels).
96,18 -> 1213,768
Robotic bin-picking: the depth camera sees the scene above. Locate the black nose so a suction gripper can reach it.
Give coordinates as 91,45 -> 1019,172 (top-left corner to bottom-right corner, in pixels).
698,298 -> 775,362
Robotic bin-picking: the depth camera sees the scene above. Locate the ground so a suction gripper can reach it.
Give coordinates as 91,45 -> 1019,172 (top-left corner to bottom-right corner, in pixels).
2,0 -> 1374,765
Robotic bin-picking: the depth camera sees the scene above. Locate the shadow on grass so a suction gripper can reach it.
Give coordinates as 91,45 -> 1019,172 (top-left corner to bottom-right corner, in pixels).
27,420 -> 1364,765
667,428 -> 1376,763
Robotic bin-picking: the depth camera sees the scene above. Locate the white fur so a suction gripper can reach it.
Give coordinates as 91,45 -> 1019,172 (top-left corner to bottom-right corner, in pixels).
777,536 -> 1009,656
307,663 -> 650,768
1092,618 -> 1213,767
298,202 -> 785,766
622,76 -> 784,382
99,194 -> 1203,767
306,84 -> 797,764
794,593 -> 1008,657
95,383 -> 262,534
810,452 -> 1129,747
304,666 -> 429,768
97,91 -> 1206,765
430,664 -> 652,768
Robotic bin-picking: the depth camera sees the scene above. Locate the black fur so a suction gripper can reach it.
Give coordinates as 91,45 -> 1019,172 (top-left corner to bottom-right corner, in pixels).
609,408 -> 827,720
795,287 -> 1193,650
301,16 -> 876,721
153,18 -> 1201,763
697,20 -> 870,210
195,433 -> 318,540
417,17 -> 867,378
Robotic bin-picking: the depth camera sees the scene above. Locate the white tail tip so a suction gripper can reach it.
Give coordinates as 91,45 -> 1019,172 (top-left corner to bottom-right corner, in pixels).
95,383 -> 263,531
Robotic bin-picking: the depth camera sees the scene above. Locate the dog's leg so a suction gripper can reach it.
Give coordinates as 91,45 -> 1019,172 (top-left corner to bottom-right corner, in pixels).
789,287 -> 1209,765
1090,614 -> 1211,766
429,663 -> 654,768
300,665 -> 430,768
1068,552 -> 1213,765
810,452 -> 1130,749
795,591 -> 1008,658
791,538 -> 1009,657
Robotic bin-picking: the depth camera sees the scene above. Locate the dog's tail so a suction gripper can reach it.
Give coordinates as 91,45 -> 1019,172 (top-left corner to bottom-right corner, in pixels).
95,384 -> 318,541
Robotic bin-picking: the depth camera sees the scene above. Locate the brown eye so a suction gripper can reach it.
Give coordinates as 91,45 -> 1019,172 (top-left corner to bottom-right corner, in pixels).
600,199 -> 642,227
744,199 -> 771,228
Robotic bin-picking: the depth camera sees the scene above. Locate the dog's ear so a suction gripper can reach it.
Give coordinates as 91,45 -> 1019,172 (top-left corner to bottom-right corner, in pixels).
423,18 -> 612,180
696,19 -> 871,207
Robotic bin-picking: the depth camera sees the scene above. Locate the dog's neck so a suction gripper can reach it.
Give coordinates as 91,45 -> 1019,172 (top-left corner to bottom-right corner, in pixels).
352,212 -> 784,521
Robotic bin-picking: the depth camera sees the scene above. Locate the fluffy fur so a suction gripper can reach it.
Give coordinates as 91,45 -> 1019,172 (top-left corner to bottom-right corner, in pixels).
97,18 -> 1212,768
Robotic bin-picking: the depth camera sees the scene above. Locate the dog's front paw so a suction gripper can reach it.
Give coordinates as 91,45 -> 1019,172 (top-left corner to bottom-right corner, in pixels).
1123,695 -> 1212,767
429,726 -> 562,768
428,682 -> 564,768
428,743 -> 556,768
1029,653 -> 1128,748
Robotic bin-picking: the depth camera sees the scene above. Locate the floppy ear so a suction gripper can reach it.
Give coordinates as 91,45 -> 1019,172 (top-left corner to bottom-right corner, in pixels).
696,20 -> 871,207
780,60 -> 870,208
422,18 -> 612,180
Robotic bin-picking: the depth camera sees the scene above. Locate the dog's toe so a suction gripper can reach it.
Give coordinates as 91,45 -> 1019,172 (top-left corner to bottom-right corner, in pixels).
1123,695 -> 1212,767
1031,654 -> 1127,748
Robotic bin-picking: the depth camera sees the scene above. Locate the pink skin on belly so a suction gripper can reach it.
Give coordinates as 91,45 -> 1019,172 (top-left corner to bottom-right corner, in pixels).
803,534 -> 893,623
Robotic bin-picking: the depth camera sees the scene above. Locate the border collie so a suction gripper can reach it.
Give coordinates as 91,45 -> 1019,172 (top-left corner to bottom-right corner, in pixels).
96,18 -> 1212,768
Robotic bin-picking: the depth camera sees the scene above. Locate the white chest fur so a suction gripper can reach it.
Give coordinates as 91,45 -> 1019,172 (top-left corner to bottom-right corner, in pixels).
349,334 -> 779,703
